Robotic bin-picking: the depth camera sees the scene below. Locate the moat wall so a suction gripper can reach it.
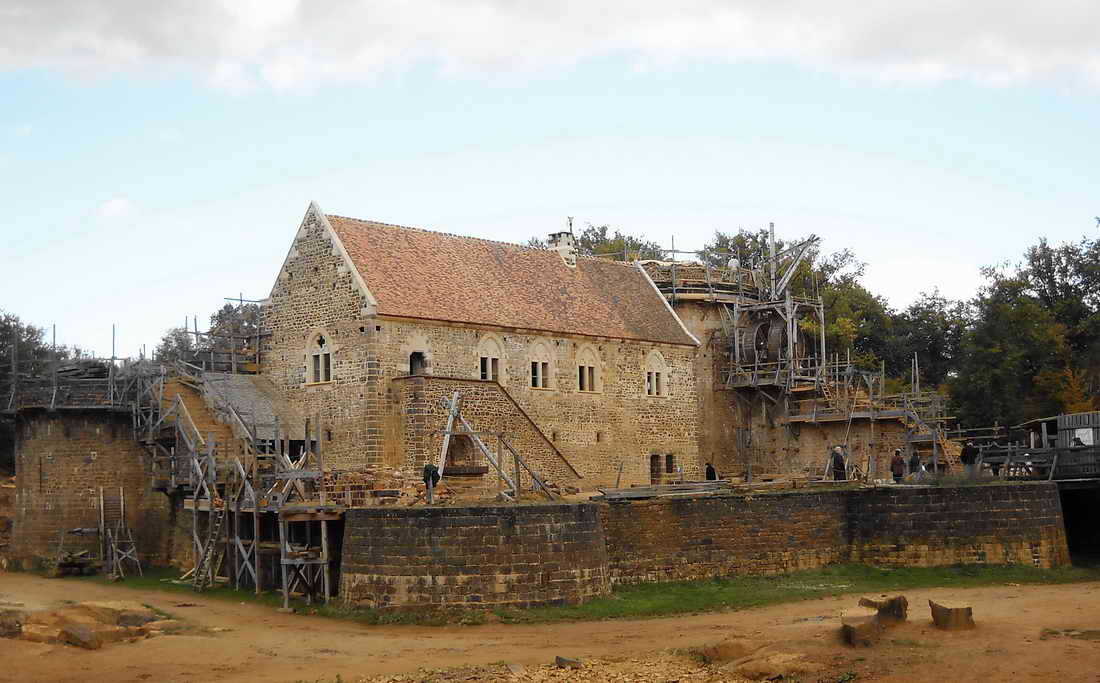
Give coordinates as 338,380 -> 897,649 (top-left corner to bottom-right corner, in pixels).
340,482 -> 1070,607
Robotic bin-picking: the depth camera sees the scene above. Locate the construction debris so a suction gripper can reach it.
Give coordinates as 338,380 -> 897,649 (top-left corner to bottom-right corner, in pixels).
0,600 -> 178,649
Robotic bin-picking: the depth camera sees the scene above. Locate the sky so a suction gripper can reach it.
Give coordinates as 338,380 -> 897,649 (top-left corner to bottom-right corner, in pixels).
2,1 -> 1099,357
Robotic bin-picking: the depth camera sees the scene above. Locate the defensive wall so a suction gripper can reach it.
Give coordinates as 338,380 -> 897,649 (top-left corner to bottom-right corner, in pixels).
9,410 -> 178,568
340,481 -> 1070,608
340,503 -> 610,608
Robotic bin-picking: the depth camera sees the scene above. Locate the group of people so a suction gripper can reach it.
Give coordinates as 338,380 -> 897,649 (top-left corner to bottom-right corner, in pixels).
886,440 -> 982,483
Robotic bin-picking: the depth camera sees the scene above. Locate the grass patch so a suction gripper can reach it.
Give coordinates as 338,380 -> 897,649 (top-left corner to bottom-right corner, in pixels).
61,563 -> 1100,626
493,563 -> 1100,624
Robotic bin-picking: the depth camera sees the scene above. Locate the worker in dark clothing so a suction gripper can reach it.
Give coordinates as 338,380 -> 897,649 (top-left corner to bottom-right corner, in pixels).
960,441 -> 980,479
830,446 -> 847,481
704,463 -> 718,481
908,451 -> 921,478
890,449 -> 906,484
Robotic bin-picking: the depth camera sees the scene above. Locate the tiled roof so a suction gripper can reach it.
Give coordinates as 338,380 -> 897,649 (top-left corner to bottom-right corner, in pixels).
326,214 -> 697,346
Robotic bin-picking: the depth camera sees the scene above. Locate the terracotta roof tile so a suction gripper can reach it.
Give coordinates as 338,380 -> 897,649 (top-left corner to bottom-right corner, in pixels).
326,214 -> 696,346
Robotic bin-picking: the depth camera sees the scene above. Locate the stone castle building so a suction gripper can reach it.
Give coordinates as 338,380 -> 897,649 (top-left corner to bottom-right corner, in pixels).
260,203 -> 702,490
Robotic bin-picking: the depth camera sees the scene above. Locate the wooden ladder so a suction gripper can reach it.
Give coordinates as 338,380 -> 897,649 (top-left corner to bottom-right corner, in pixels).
193,505 -> 225,592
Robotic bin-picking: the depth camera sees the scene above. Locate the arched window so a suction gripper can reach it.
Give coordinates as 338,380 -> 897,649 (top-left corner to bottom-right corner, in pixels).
645,350 -> 669,397
477,335 -> 503,382
529,340 -> 553,389
310,334 -> 332,383
576,345 -> 601,393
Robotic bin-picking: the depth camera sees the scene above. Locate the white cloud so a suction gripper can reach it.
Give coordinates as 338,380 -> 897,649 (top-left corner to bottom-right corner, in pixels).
11,123 -> 33,136
2,2 -> 1100,89
97,198 -> 134,218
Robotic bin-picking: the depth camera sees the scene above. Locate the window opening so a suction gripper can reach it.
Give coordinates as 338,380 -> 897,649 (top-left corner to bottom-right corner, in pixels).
409,351 -> 426,375
311,335 -> 331,382
480,356 -> 499,381
578,365 -> 596,392
531,360 -> 550,388
665,454 -> 675,474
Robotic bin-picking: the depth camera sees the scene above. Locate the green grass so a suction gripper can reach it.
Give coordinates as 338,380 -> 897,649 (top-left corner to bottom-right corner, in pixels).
492,563 -> 1100,624
61,562 -> 1100,626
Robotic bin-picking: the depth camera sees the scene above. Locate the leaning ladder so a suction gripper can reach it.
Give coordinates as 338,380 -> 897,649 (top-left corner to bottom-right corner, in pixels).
193,505 -> 225,591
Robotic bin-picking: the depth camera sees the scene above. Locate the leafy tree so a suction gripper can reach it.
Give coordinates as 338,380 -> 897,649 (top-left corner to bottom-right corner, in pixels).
528,223 -> 663,260
153,326 -> 202,363
950,274 -> 1069,427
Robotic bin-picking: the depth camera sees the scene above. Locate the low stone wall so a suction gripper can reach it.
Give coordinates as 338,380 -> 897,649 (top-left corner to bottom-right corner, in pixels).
600,491 -> 850,584
340,503 -> 610,608
849,484 -> 1071,568
338,482 -> 1070,608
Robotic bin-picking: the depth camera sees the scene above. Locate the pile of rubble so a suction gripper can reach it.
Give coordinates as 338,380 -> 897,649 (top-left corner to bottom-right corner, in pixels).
0,600 -> 186,650
354,648 -> 824,682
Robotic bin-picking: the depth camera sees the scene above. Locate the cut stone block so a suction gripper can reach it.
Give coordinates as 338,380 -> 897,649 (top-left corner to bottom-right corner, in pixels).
840,606 -> 882,647
858,595 -> 909,624
20,624 -> 61,644
929,600 -> 974,630
555,656 -> 583,669
60,622 -> 103,650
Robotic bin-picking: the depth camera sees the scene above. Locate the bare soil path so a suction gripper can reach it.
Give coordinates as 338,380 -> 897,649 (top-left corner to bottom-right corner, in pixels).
2,572 -> 1100,682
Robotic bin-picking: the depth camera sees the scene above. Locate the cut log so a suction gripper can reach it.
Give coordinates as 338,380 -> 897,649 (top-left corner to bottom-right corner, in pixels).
840,607 -> 882,647
929,600 -> 975,630
858,595 -> 909,624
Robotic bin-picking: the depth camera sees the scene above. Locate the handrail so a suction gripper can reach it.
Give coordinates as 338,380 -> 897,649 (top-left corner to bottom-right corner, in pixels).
175,395 -> 206,448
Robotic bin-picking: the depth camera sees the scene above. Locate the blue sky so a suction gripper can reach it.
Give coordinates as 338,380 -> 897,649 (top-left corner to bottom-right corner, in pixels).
2,2 -> 1099,357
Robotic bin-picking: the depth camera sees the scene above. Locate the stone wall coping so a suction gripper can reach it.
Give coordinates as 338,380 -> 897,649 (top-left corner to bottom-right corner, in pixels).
346,502 -> 600,518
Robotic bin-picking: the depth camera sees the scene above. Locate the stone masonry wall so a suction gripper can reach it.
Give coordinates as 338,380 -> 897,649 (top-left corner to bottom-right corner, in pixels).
376,320 -> 700,488
849,483 -> 1071,568
600,491 -> 850,584
392,376 -> 581,490
336,483 -> 1069,608
11,410 -> 175,567
260,206 -> 384,469
340,503 -> 610,608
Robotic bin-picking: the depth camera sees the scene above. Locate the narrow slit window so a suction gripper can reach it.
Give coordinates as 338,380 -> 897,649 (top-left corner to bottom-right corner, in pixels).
578,365 -> 586,391
587,366 -> 595,392
540,361 -> 549,388
531,361 -> 540,388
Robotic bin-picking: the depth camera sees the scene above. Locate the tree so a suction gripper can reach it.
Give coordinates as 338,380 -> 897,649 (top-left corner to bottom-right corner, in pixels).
154,326 -> 202,363
0,311 -> 53,473
528,223 -> 663,261
891,291 -> 971,389
950,274 -> 1069,427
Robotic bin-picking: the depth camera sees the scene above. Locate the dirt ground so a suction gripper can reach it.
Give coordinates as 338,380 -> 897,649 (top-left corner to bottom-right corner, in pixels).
2,573 -> 1100,682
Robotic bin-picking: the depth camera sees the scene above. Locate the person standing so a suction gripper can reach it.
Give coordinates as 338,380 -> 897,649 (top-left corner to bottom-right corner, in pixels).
830,446 -> 847,481
908,450 -> 921,478
960,441 -> 979,479
890,449 -> 906,484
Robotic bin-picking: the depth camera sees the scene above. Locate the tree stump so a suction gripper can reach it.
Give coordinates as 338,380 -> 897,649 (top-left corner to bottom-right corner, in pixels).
858,595 -> 909,624
929,600 -> 974,630
840,607 -> 882,646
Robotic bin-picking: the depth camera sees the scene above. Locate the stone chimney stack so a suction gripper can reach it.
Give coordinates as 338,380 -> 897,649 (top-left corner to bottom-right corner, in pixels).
547,231 -> 577,268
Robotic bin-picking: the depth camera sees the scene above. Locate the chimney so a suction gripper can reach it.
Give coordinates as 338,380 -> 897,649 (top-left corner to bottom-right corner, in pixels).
547,231 -> 577,268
